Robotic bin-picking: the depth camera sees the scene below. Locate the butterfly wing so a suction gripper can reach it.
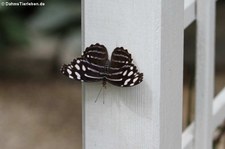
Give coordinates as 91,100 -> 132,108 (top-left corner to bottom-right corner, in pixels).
82,43 -> 108,66
106,64 -> 143,87
110,47 -> 133,68
106,47 -> 143,87
60,43 -> 108,82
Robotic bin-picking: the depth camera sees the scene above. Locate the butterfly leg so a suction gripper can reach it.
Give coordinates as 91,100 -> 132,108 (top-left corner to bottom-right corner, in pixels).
102,79 -> 107,88
102,80 -> 107,104
95,86 -> 103,103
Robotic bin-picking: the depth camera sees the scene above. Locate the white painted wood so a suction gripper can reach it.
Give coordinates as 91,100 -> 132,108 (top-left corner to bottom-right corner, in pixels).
184,0 -> 196,29
184,0 -> 219,29
195,0 -> 216,148
183,0 -> 220,29
182,87 -> 225,149
182,123 -> 194,149
183,0 -> 221,149
213,87 -> 225,130
82,0 -> 183,149
183,0 -> 220,28
81,1 -> 85,148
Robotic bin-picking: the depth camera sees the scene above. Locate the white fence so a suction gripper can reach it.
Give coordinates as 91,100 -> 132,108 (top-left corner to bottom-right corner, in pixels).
82,0 -> 225,149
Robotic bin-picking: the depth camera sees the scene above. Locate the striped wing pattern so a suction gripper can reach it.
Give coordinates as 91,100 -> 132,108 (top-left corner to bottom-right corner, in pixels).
61,58 -> 104,82
106,47 -> 143,87
61,44 -> 108,82
82,43 -> 108,66
61,43 -> 143,87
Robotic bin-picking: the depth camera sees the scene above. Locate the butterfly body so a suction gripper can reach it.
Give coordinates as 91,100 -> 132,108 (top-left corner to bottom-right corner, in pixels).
61,43 -> 143,87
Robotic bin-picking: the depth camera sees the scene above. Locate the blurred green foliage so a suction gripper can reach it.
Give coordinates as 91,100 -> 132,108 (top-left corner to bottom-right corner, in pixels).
0,0 -> 81,55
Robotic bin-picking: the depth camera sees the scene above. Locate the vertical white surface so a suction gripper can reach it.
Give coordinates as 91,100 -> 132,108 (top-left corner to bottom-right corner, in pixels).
184,0 -> 196,29
82,0 -> 183,149
213,87 -> 225,130
182,123 -> 194,149
182,89 -> 225,149
195,0 -> 215,148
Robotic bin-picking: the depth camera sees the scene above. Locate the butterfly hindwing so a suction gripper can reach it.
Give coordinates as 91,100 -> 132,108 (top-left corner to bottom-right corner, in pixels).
61,58 -> 106,82
107,47 -> 142,87
106,63 -> 143,87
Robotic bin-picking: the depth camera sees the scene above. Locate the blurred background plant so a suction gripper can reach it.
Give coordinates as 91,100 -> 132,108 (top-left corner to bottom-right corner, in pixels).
0,0 -> 81,79
0,0 -> 83,149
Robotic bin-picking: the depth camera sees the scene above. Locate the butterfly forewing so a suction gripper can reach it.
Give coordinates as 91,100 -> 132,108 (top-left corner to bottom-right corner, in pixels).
61,43 -> 108,82
110,47 -> 133,69
83,43 -> 108,66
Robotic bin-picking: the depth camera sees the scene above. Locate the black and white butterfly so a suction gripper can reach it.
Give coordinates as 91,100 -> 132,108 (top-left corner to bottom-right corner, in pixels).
60,43 -> 143,87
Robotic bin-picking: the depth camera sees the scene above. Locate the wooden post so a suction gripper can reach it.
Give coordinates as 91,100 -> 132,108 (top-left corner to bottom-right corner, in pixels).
82,0 -> 183,148
195,0 -> 215,148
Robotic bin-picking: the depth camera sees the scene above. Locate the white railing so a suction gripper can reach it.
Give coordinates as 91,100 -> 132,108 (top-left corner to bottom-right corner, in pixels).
182,0 -> 225,149
82,0 -> 225,148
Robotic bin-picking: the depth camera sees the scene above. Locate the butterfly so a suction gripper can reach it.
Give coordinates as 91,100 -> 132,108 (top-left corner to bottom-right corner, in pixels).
60,43 -> 143,87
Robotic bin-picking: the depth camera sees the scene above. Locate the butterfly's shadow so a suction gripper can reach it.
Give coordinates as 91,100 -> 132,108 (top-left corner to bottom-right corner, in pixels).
104,82 -> 153,120
84,81 -> 152,119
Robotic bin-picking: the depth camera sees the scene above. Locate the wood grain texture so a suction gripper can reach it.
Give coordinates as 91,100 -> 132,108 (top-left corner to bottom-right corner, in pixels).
82,0 -> 183,148
195,0 -> 216,148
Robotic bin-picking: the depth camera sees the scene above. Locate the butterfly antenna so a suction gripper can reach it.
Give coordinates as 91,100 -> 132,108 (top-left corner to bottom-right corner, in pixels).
95,86 -> 103,103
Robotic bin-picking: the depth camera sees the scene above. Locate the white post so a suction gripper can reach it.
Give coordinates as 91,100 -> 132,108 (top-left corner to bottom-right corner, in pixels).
82,0 -> 183,149
195,0 -> 215,148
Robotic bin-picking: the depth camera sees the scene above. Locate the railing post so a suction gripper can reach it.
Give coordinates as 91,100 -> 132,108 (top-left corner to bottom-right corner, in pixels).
195,0 -> 215,148
82,0 -> 183,149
